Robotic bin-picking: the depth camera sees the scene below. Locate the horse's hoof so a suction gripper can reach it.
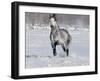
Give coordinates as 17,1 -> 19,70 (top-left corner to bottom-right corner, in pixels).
53,55 -> 56,56
67,55 -> 69,57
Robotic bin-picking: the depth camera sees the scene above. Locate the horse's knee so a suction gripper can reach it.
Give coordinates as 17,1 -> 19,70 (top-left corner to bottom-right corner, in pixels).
51,43 -> 54,48
51,42 -> 55,48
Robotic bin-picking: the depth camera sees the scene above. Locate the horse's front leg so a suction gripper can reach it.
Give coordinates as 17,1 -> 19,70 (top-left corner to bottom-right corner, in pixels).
53,45 -> 56,56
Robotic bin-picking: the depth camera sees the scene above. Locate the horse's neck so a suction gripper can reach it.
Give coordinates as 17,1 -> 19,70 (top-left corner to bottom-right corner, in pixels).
51,26 -> 60,35
51,26 -> 59,33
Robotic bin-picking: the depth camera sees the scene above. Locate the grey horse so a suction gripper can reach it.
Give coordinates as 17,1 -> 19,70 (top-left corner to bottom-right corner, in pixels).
49,14 -> 71,56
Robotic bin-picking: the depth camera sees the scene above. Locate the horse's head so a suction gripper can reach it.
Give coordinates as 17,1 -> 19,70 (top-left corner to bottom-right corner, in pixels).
49,14 -> 56,28
49,14 -> 59,30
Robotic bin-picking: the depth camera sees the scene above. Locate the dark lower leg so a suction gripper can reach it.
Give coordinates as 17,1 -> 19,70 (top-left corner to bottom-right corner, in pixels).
53,48 -> 56,56
53,42 -> 57,56
62,46 -> 65,51
66,49 -> 69,56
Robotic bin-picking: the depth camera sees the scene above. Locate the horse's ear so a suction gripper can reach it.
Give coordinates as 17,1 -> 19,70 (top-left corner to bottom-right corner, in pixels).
49,14 -> 57,20
53,14 -> 57,21
52,14 -> 55,18
53,14 -> 56,17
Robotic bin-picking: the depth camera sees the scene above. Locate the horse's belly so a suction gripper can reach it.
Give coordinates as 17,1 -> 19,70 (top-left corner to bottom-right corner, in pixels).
54,36 -> 65,45
51,29 -> 71,45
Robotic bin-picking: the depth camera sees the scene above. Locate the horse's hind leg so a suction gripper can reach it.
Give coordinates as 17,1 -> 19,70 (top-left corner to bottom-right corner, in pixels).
66,48 -> 69,56
62,45 -> 65,52
62,44 -> 69,56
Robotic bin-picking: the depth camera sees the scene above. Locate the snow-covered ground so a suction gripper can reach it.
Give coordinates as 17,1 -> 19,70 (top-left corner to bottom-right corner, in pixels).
25,27 -> 89,68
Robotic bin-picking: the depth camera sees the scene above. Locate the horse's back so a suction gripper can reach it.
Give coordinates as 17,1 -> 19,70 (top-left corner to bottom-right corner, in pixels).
59,29 -> 71,39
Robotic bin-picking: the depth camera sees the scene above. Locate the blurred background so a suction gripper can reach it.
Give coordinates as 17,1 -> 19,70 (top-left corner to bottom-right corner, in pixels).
25,12 -> 89,30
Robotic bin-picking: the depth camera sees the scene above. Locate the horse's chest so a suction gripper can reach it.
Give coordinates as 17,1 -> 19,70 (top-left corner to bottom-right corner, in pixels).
53,32 -> 65,44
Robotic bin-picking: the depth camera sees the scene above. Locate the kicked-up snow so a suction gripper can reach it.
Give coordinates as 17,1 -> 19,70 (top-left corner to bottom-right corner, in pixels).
25,27 -> 89,68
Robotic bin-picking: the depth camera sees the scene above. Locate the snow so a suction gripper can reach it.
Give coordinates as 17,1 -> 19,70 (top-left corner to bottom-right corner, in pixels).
25,27 -> 89,68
